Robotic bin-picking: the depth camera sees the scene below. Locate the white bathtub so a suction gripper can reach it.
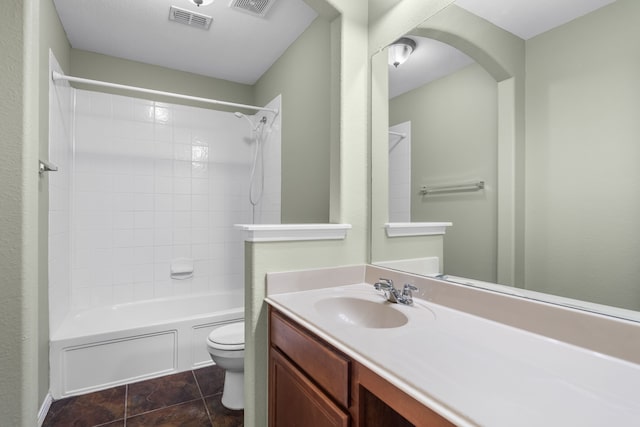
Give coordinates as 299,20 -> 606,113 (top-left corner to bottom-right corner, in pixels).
50,291 -> 244,399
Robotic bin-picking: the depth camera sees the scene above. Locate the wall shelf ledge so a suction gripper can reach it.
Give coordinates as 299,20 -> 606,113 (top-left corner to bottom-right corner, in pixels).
235,224 -> 352,242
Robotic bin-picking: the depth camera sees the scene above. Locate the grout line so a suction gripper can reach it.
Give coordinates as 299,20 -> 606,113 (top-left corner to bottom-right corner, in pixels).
192,369 -> 204,398
126,397 -> 207,421
192,369 -> 215,425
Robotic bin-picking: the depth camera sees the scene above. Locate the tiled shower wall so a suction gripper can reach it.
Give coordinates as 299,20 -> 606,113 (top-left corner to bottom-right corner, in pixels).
50,80 -> 280,318
48,53 -> 73,333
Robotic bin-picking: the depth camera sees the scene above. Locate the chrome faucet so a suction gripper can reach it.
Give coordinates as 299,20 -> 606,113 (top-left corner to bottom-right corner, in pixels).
373,278 -> 418,305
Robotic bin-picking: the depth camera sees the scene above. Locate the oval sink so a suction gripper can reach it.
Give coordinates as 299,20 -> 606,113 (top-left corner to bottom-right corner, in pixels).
314,297 -> 409,328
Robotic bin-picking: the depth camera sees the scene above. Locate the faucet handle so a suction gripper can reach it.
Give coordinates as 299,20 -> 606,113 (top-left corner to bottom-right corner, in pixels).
374,277 -> 393,290
402,283 -> 418,295
399,283 -> 418,305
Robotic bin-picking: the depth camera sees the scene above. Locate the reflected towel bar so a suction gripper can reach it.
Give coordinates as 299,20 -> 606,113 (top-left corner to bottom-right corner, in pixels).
420,181 -> 484,195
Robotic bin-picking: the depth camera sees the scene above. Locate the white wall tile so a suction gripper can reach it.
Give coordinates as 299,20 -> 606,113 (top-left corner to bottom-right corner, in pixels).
133,264 -> 154,283
133,229 -> 154,247
154,123 -> 173,142
173,228 -> 191,245
133,247 -> 154,264
154,246 -> 172,262
133,176 -> 154,193
154,212 -> 173,229
134,194 -> 154,211
133,282 -> 154,300
134,212 -> 154,228
155,194 -> 173,211
191,211 -> 208,228
173,161 -> 192,177
173,177 -> 191,194
155,176 -> 173,194
113,266 -> 134,285
173,211 -> 191,227
191,244 -> 210,260
113,212 -> 134,229
154,281 -> 173,298
154,228 -> 173,246
63,90 -> 281,312
172,245 -> 191,259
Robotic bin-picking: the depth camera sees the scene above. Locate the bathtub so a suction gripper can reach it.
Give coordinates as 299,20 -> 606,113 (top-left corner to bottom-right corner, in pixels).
49,290 -> 244,399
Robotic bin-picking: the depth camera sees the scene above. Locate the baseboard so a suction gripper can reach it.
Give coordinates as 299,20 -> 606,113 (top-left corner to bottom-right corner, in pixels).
38,392 -> 53,426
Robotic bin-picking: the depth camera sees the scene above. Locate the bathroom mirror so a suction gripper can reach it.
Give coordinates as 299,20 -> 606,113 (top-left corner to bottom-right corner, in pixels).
371,0 -> 640,320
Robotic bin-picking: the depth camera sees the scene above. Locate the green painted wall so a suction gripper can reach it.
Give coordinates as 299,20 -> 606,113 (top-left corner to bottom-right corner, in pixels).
0,1 -> 31,424
70,49 -> 253,111
254,17 -> 335,223
1,0 -> 70,423
390,63 -> 498,282
524,0 -> 640,309
244,0 -> 369,424
0,0 -> 60,422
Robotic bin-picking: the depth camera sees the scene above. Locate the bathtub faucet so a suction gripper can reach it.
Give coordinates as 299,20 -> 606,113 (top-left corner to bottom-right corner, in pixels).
373,278 -> 417,305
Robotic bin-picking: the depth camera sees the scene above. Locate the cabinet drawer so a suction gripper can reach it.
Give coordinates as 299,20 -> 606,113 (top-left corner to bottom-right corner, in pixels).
270,310 -> 350,407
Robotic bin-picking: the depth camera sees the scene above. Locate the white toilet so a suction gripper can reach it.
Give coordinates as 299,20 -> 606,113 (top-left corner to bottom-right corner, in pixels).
206,321 -> 245,410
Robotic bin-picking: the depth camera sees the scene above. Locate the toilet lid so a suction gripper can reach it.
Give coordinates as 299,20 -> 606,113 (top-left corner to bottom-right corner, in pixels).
208,322 -> 244,350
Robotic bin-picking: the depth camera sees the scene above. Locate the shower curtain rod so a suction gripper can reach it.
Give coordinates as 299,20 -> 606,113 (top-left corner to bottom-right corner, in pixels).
388,130 -> 407,139
51,71 -> 279,114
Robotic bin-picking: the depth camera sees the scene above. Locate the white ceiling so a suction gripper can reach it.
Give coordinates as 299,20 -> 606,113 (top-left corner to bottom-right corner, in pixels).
53,0 -> 318,85
389,37 -> 474,99
455,0 -> 616,40
53,0 -> 617,92
389,0 -> 617,98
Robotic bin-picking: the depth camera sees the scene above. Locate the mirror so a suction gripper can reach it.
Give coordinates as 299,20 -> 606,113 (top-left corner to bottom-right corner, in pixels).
371,0 -> 640,320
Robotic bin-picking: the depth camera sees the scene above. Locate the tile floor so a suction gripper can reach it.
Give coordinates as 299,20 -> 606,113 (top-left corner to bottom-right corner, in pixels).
42,365 -> 243,427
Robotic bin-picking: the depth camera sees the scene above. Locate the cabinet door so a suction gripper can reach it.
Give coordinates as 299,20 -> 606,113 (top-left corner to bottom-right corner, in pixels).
270,309 -> 350,407
270,348 -> 349,427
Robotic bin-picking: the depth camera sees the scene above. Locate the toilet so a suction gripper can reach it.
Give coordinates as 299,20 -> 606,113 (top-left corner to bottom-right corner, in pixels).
206,321 -> 245,410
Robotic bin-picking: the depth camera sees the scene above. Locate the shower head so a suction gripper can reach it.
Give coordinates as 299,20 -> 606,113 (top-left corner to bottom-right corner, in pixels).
235,111 -> 267,131
235,111 -> 255,129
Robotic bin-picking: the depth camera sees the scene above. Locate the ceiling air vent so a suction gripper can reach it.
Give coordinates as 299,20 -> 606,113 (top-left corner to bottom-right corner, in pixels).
229,0 -> 276,18
169,6 -> 213,30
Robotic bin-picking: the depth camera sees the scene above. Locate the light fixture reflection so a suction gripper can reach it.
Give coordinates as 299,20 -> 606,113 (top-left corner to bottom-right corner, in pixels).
189,0 -> 214,7
388,37 -> 417,68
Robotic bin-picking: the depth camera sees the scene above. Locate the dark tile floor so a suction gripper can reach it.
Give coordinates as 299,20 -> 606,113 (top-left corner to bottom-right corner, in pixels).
43,365 -> 243,427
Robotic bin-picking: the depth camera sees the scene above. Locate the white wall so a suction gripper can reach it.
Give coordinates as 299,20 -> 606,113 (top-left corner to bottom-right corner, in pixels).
249,95 -> 281,225
49,88 -> 281,316
388,121 -> 411,222
48,52 -> 73,334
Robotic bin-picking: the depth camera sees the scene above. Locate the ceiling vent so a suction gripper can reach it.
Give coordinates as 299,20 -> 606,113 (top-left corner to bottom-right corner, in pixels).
169,6 -> 213,30
229,0 -> 276,18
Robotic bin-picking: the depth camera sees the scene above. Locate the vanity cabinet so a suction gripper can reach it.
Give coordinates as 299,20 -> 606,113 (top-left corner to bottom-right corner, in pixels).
268,307 -> 454,427
269,309 -> 350,427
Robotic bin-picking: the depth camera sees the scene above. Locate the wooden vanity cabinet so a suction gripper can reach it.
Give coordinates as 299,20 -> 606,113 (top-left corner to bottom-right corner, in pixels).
268,307 -> 455,427
269,308 -> 350,427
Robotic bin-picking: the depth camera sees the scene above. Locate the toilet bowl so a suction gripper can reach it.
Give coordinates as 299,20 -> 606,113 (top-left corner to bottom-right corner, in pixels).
206,321 -> 245,410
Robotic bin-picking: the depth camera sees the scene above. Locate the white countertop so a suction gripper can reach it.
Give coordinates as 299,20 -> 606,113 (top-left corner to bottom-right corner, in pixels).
266,283 -> 640,426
